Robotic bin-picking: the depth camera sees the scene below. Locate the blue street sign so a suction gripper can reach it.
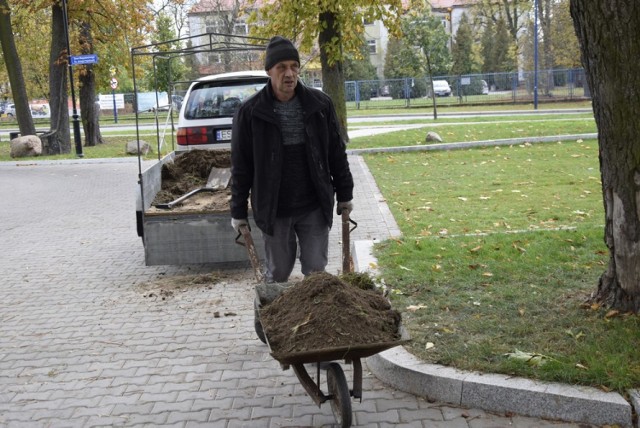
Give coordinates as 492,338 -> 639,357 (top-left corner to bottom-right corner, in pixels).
70,54 -> 98,65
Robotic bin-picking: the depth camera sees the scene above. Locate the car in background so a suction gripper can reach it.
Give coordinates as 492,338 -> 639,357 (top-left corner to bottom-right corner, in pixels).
429,80 -> 452,97
176,70 -> 269,151
1,103 -> 15,117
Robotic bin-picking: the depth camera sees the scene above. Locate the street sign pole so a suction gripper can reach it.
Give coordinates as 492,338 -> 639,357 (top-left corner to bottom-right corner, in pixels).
111,89 -> 118,123
109,75 -> 118,123
61,0 -> 83,157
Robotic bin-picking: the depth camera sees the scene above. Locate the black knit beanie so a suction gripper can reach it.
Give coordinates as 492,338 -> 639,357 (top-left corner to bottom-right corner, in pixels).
264,36 -> 300,71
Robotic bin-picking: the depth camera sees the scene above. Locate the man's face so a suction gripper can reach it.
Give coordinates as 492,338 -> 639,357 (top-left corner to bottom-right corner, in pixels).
267,60 -> 300,102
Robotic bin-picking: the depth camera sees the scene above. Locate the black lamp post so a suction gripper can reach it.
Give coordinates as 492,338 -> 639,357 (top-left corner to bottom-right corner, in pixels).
61,0 -> 83,157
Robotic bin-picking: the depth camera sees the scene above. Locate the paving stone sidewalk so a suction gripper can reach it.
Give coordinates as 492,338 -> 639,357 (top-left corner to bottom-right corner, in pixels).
0,156 -> 599,427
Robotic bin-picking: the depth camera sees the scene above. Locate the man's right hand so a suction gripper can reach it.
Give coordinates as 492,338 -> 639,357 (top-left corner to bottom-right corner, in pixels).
231,218 -> 249,233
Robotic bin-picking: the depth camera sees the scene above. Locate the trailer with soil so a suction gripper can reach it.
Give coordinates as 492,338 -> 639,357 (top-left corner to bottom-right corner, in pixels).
135,149 -> 263,266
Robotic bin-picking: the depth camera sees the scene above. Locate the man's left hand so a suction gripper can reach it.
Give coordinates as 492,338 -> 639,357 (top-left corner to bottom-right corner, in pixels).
336,201 -> 353,215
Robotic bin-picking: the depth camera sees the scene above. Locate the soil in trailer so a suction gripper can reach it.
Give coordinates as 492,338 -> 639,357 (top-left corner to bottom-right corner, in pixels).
150,149 -> 232,213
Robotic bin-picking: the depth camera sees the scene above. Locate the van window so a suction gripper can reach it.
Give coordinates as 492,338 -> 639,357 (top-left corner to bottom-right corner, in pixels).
184,79 -> 266,120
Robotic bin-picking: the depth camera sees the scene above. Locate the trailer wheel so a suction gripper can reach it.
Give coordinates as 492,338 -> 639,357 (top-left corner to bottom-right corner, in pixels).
326,362 -> 352,428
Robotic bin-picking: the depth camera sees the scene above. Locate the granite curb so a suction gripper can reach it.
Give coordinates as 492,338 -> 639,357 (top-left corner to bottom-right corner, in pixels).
352,239 -> 635,428
347,133 -> 598,154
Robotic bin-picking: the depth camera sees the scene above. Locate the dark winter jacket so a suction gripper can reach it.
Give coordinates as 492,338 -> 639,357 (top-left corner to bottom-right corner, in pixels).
230,80 -> 354,236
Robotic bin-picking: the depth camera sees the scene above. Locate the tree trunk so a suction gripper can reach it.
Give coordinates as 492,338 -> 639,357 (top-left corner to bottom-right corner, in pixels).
78,20 -> 103,147
318,11 -> 348,143
0,0 -> 36,136
48,2 -> 71,154
571,0 -> 640,312
539,0 -> 554,95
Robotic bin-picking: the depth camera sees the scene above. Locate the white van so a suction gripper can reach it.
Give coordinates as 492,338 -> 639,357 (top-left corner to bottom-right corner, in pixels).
176,70 -> 269,151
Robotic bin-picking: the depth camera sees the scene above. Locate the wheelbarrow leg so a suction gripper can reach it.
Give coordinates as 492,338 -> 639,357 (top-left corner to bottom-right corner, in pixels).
351,358 -> 363,401
292,363 -> 328,407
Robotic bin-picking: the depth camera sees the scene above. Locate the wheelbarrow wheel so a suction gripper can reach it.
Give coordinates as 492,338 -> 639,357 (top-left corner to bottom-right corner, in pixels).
254,297 -> 266,344
326,362 -> 352,428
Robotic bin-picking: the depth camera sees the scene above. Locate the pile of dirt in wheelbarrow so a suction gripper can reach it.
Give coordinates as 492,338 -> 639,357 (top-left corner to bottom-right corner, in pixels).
260,272 -> 402,356
151,149 -> 232,211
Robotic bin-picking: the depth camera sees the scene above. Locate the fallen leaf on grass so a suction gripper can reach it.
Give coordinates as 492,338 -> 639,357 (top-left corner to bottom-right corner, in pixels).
512,243 -> 527,253
575,363 -> 588,370
425,342 -> 435,350
482,272 -> 493,277
469,246 -> 482,253
605,310 -> 620,319
399,265 -> 412,271
406,304 -> 427,312
505,349 -> 555,366
565,329 -> 585,340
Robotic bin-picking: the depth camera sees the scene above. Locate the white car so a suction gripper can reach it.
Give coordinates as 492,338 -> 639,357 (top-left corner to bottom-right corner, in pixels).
430,80 -> 452,97
3,103 -> 15,117
176,70 -> 269,151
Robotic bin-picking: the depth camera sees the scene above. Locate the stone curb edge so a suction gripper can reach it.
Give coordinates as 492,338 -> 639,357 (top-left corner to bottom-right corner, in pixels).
352,239 -> 635,428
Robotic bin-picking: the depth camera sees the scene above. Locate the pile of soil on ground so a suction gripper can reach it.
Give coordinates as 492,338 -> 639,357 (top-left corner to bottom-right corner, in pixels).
151,149 -> 232,212
260,272 -> 402,356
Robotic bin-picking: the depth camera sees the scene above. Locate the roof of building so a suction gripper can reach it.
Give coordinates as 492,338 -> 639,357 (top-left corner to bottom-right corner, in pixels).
190,0 -> 265,14
428,0 -> 477,9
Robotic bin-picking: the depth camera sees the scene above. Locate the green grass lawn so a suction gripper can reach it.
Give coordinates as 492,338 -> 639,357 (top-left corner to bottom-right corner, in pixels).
360,138 -> 640,394
348,116 -> 597,149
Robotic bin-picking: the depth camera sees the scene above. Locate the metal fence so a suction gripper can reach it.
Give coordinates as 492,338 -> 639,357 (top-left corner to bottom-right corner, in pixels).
336,68 -> 590,110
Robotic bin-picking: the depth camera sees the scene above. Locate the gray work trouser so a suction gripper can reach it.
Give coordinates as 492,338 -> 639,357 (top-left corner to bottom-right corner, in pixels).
262,207 -> 329,283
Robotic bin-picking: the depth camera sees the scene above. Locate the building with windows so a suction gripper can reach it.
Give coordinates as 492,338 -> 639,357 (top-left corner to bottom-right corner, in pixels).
187,0 -> 263,75
362,0 -> 476,79
186,0 -> 477,79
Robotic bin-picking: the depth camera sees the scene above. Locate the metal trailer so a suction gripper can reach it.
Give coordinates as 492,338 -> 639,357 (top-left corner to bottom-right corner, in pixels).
135,151 -> 264,266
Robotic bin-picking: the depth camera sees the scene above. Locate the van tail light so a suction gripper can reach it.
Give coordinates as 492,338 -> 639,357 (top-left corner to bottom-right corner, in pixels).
177,127 -> 208,145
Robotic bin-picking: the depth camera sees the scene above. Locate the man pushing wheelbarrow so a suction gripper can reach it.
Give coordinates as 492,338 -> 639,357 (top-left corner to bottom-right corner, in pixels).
229,35 -> 354,285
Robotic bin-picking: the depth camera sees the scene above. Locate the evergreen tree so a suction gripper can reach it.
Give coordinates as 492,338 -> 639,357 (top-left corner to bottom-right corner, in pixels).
451,13 -> 477,75
480,19 -> 495,73
493,18 -> 516,72
148,13 -> 186,94
343,37 -> 378,81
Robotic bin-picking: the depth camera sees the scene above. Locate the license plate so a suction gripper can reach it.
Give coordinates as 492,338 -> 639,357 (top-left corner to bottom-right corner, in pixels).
216,129 -> 232,141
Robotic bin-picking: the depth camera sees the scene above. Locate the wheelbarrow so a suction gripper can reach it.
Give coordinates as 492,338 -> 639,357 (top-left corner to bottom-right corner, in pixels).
235,211 -> 410,427
235,210 -> 358,343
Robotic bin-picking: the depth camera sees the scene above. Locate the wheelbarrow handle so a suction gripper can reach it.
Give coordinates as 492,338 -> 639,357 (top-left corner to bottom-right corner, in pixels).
342,211 -> 357,274
235,224 -> 265,283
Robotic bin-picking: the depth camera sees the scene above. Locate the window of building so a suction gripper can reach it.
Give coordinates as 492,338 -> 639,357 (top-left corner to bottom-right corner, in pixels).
208,53 -> 222,64
367,39 -> 376,54
205,17 -> 223,33
234,23 -> 248,35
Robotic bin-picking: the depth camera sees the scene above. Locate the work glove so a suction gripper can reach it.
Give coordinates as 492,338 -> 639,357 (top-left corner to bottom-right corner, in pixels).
336,201 -> 353,215
231,218 -> 249,233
